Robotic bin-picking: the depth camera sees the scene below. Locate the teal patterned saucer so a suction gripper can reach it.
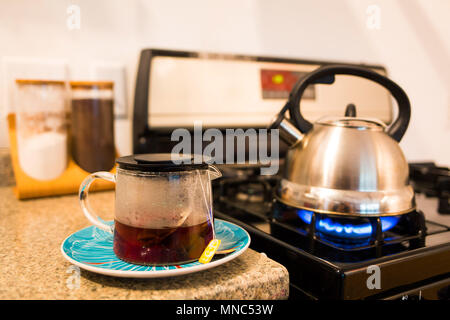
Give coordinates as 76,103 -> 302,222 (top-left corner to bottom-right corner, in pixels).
61,219 -> 250,278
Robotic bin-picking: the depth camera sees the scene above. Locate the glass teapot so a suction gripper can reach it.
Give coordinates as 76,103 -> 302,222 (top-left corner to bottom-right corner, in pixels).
79,153 -> 221,266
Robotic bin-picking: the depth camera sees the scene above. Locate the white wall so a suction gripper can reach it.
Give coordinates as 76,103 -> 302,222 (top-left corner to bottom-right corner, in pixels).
1,0 -> 449,165
346,0 -> 450,166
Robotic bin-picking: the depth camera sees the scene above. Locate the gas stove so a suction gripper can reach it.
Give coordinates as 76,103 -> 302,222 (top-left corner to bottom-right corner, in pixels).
131,48 -> 449,300
212,164 -> 450,300
409,162 -> 450,215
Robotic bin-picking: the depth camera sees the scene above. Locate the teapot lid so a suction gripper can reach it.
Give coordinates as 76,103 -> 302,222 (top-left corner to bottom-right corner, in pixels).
117,153 -> 209,172
316,116 -> 386,131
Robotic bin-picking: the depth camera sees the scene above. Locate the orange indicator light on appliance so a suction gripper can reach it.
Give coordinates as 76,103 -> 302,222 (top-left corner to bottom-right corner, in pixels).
272,74 -> 284,84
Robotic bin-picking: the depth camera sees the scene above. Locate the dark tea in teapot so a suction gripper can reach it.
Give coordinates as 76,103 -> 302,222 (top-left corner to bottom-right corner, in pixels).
113,219 -> 213,265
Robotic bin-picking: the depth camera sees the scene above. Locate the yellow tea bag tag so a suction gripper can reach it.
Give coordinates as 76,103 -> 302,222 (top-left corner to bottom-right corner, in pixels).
199,239 -> 221,264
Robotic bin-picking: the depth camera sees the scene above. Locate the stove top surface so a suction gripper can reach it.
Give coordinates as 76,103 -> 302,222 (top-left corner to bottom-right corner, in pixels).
212,167 -> 450,300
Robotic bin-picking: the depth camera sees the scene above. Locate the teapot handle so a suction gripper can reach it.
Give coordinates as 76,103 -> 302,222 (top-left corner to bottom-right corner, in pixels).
288,65 -> 411,142
79,172 -> 116,234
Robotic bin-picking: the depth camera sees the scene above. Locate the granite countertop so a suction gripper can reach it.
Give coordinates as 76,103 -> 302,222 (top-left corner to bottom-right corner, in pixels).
0,185 -> 289,300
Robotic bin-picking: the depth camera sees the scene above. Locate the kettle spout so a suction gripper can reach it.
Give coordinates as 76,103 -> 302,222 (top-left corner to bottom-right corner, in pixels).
278,118 -> 304,147
270,113 -> 304,147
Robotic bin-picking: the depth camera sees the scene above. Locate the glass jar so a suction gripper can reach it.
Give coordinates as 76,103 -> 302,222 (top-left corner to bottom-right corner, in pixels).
70,81 -> 115,173
15,79 -> 68,180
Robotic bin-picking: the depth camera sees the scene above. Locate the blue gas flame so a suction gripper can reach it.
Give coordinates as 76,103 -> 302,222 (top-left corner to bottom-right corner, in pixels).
297,209 -> 400,238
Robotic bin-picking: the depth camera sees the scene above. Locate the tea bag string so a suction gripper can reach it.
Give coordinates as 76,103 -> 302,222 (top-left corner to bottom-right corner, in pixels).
196,169 -> 215,239
207,168 -> 215,239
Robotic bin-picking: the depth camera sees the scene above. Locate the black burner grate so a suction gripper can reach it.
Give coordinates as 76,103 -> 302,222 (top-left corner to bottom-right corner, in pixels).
271,200 -> 427,261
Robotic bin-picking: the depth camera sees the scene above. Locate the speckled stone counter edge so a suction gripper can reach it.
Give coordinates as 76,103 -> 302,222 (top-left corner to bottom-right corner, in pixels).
0,151 -> 290,300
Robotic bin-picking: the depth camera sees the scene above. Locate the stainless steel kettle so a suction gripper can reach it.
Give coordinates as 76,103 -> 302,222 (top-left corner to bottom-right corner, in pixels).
270,65 -> 415,217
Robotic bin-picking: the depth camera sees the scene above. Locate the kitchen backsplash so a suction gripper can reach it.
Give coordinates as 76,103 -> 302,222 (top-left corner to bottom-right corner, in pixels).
0,1 -> 449,165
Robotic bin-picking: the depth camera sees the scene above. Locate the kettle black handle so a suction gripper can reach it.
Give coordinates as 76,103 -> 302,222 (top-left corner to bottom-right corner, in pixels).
288,65 -> 411,142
